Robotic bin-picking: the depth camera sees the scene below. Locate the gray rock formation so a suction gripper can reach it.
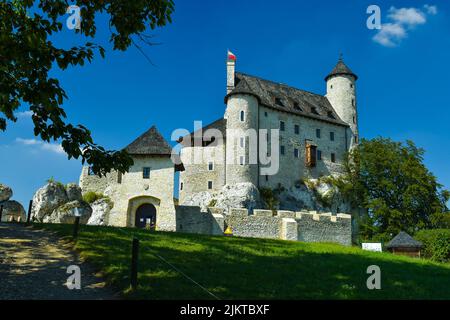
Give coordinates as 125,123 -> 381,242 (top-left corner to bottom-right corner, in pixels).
43,200 -> 92,224
87,198 -> 113,226
0,184 -> 13,202
31,182 -> 69,222
65,183 -> 82,201
0,200 -> 26,222
182,182 -> 260,213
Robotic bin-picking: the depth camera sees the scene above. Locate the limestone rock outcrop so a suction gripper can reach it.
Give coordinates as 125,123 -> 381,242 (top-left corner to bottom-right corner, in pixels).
31,182 -> 69,222
0,184 -> 13,202
0,200 -> 26,222
65,183 -> 83,202
43,200 -> 92,224
87,198 -> 113,226
182,182 -> 260,213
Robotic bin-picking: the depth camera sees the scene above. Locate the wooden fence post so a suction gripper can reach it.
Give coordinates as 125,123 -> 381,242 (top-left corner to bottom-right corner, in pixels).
73,216 -> 80,239
130,237 -> 140,290
26,200 -> 32,225
0,205 -> 3,223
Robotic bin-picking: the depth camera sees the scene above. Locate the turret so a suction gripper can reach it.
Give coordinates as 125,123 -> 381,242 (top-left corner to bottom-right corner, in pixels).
325,56 -> 359,149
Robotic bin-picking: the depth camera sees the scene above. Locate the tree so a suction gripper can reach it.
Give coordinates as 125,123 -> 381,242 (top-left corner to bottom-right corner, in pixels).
0,0 -> 174,176
341,137 -> 449,240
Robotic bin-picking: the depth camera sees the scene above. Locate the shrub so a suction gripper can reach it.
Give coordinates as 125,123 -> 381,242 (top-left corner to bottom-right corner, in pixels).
83,191 -> 106,204
208,199 -> 217,207
259,187 -> 279,211
415,229 -> 450,263
46,177 -> 65,189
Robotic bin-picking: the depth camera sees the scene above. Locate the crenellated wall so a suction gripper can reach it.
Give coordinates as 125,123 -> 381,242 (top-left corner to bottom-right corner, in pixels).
174,205 -> 352,246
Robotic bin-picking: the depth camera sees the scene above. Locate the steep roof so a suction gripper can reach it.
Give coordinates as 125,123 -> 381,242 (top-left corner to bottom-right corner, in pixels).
386,231 -> 423,249
225,72 -> 349,127
180,118 -> 227,146
124,125 -> 172,156
325,58 -> 358,81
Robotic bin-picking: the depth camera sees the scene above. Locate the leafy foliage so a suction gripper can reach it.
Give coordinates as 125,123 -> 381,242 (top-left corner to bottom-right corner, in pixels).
415,229 -> 450,263
82,191 -> 107,204
0,0 -> 174,176
259,187 -> 279,211
336,138 -> 449,239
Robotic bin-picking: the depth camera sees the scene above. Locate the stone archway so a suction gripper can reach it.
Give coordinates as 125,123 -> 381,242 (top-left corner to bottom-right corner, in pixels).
135,203 -> 156,229
127,195 -> 161,228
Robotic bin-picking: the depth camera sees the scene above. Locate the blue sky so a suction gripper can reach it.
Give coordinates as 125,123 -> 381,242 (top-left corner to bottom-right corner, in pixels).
1,0 -> 449,208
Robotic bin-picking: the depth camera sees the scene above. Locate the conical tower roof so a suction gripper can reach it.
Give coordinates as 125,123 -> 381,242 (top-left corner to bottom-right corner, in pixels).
325,56 -> 357,81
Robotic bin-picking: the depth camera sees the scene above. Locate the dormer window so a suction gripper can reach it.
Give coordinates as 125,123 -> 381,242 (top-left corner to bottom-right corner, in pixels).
275,97 -> 283,106
311,107 -> 319,115
327,111 -> 336,119
293,102 -> 302,111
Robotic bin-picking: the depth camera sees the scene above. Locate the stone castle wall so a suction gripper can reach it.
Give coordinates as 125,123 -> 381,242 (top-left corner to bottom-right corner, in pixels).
174,206 -> 352,246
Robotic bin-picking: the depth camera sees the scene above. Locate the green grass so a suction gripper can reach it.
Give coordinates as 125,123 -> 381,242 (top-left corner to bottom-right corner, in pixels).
34,223 -> 450,300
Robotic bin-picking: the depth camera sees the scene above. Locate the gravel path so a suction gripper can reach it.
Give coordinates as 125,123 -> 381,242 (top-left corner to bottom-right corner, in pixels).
0,223 -> 120,300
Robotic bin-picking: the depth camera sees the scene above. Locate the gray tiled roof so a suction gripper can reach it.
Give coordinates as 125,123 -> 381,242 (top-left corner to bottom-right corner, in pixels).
124,125 -> 172,156
325,58 -> 358,81
386,231 -> 423,248
225,72 -> 349,127
180,118 -> 227,146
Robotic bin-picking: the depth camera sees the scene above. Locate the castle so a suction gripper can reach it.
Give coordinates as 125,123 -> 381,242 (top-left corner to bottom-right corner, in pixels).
79,54 -> 356,246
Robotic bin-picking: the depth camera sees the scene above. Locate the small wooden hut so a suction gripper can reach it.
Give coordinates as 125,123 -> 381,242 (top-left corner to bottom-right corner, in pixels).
386,231 -> 423,258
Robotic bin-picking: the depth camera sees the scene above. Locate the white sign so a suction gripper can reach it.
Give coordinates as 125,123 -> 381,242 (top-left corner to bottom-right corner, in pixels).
362,243 -> 382,252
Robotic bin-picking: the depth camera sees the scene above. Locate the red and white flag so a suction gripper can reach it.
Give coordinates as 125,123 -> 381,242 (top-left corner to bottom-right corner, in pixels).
227,50 -> 236,61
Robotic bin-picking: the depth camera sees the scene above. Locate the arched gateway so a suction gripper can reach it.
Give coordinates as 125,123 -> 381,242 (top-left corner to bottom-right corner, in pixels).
135,203 -> 157,229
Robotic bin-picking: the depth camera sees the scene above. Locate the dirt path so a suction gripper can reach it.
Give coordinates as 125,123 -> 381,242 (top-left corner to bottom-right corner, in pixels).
0,223 -> 120,300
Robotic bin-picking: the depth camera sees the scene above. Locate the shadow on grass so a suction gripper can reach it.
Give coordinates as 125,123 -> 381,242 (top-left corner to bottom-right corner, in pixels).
33,223 -> 450,300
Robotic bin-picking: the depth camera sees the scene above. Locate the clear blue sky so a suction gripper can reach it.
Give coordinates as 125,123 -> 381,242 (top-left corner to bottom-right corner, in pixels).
1,0 -> 449,209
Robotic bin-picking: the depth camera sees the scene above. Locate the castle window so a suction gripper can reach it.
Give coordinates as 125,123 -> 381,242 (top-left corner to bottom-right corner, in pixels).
305,143 -> 317,167
280,145 -> 285,155
316,128 -> 321,138
208,181 -> 213,190
294,148 -> 299,158
240,137 -> 245,148
330,132 -> 335,141
265,175 -> 269,182
331,153 -> 336,163
350,83 -> 353,88
143,167 -> 151,179
327,111 -> 336,119
317,150 -> 322,161
208,162 -> 214,171
239,155 -> 246,166
352,99 -> 355,107
353,116 -> 356,124
180,182 -> 183,191
88,166 -> 94,176
354,135 -> 358,144
330,85 -> 333,89
240,110 -> 245,122
294,124 -> 299,135
117,172 -> 122,184
280,121 -> 285,131
264,111 -> 268,117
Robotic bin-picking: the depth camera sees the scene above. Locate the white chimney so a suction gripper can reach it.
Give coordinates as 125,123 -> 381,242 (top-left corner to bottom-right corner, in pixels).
227,51 -> 236,94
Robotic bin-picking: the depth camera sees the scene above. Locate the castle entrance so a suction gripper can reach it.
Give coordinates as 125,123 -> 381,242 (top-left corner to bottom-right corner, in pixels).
135,203 -> 157,229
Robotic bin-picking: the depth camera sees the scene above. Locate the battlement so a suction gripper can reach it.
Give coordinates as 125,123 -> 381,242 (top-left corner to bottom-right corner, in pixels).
210,207 -> 352,246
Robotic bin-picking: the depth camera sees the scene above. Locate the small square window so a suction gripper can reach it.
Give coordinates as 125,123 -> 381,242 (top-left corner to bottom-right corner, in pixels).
294,124 -> 299,135
330,132 -> 335,141
294,148 -> 299,158
280,145 -> 285,155
331,153 -> 336,163
143,167 -> 151,179
208,181 -> 213,189
280,121 -> 285,131
208,162 -> 214,171
317,150 -> 322,161
316,129 -> 321,138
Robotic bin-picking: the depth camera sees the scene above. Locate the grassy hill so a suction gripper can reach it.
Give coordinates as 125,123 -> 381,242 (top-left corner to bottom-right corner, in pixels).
34,224 -> 450,300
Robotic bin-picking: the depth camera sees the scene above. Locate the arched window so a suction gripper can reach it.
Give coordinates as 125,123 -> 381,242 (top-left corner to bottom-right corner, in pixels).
240,110 -> 245,122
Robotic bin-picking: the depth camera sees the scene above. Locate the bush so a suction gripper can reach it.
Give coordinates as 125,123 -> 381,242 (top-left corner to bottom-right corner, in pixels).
82,191 -> 106,204
259,187 -> 279,211
415,229 -> 450,263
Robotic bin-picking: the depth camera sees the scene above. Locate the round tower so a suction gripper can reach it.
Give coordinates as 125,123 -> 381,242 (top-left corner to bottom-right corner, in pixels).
325,56 -> 359,149
224,93 -> 259,186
